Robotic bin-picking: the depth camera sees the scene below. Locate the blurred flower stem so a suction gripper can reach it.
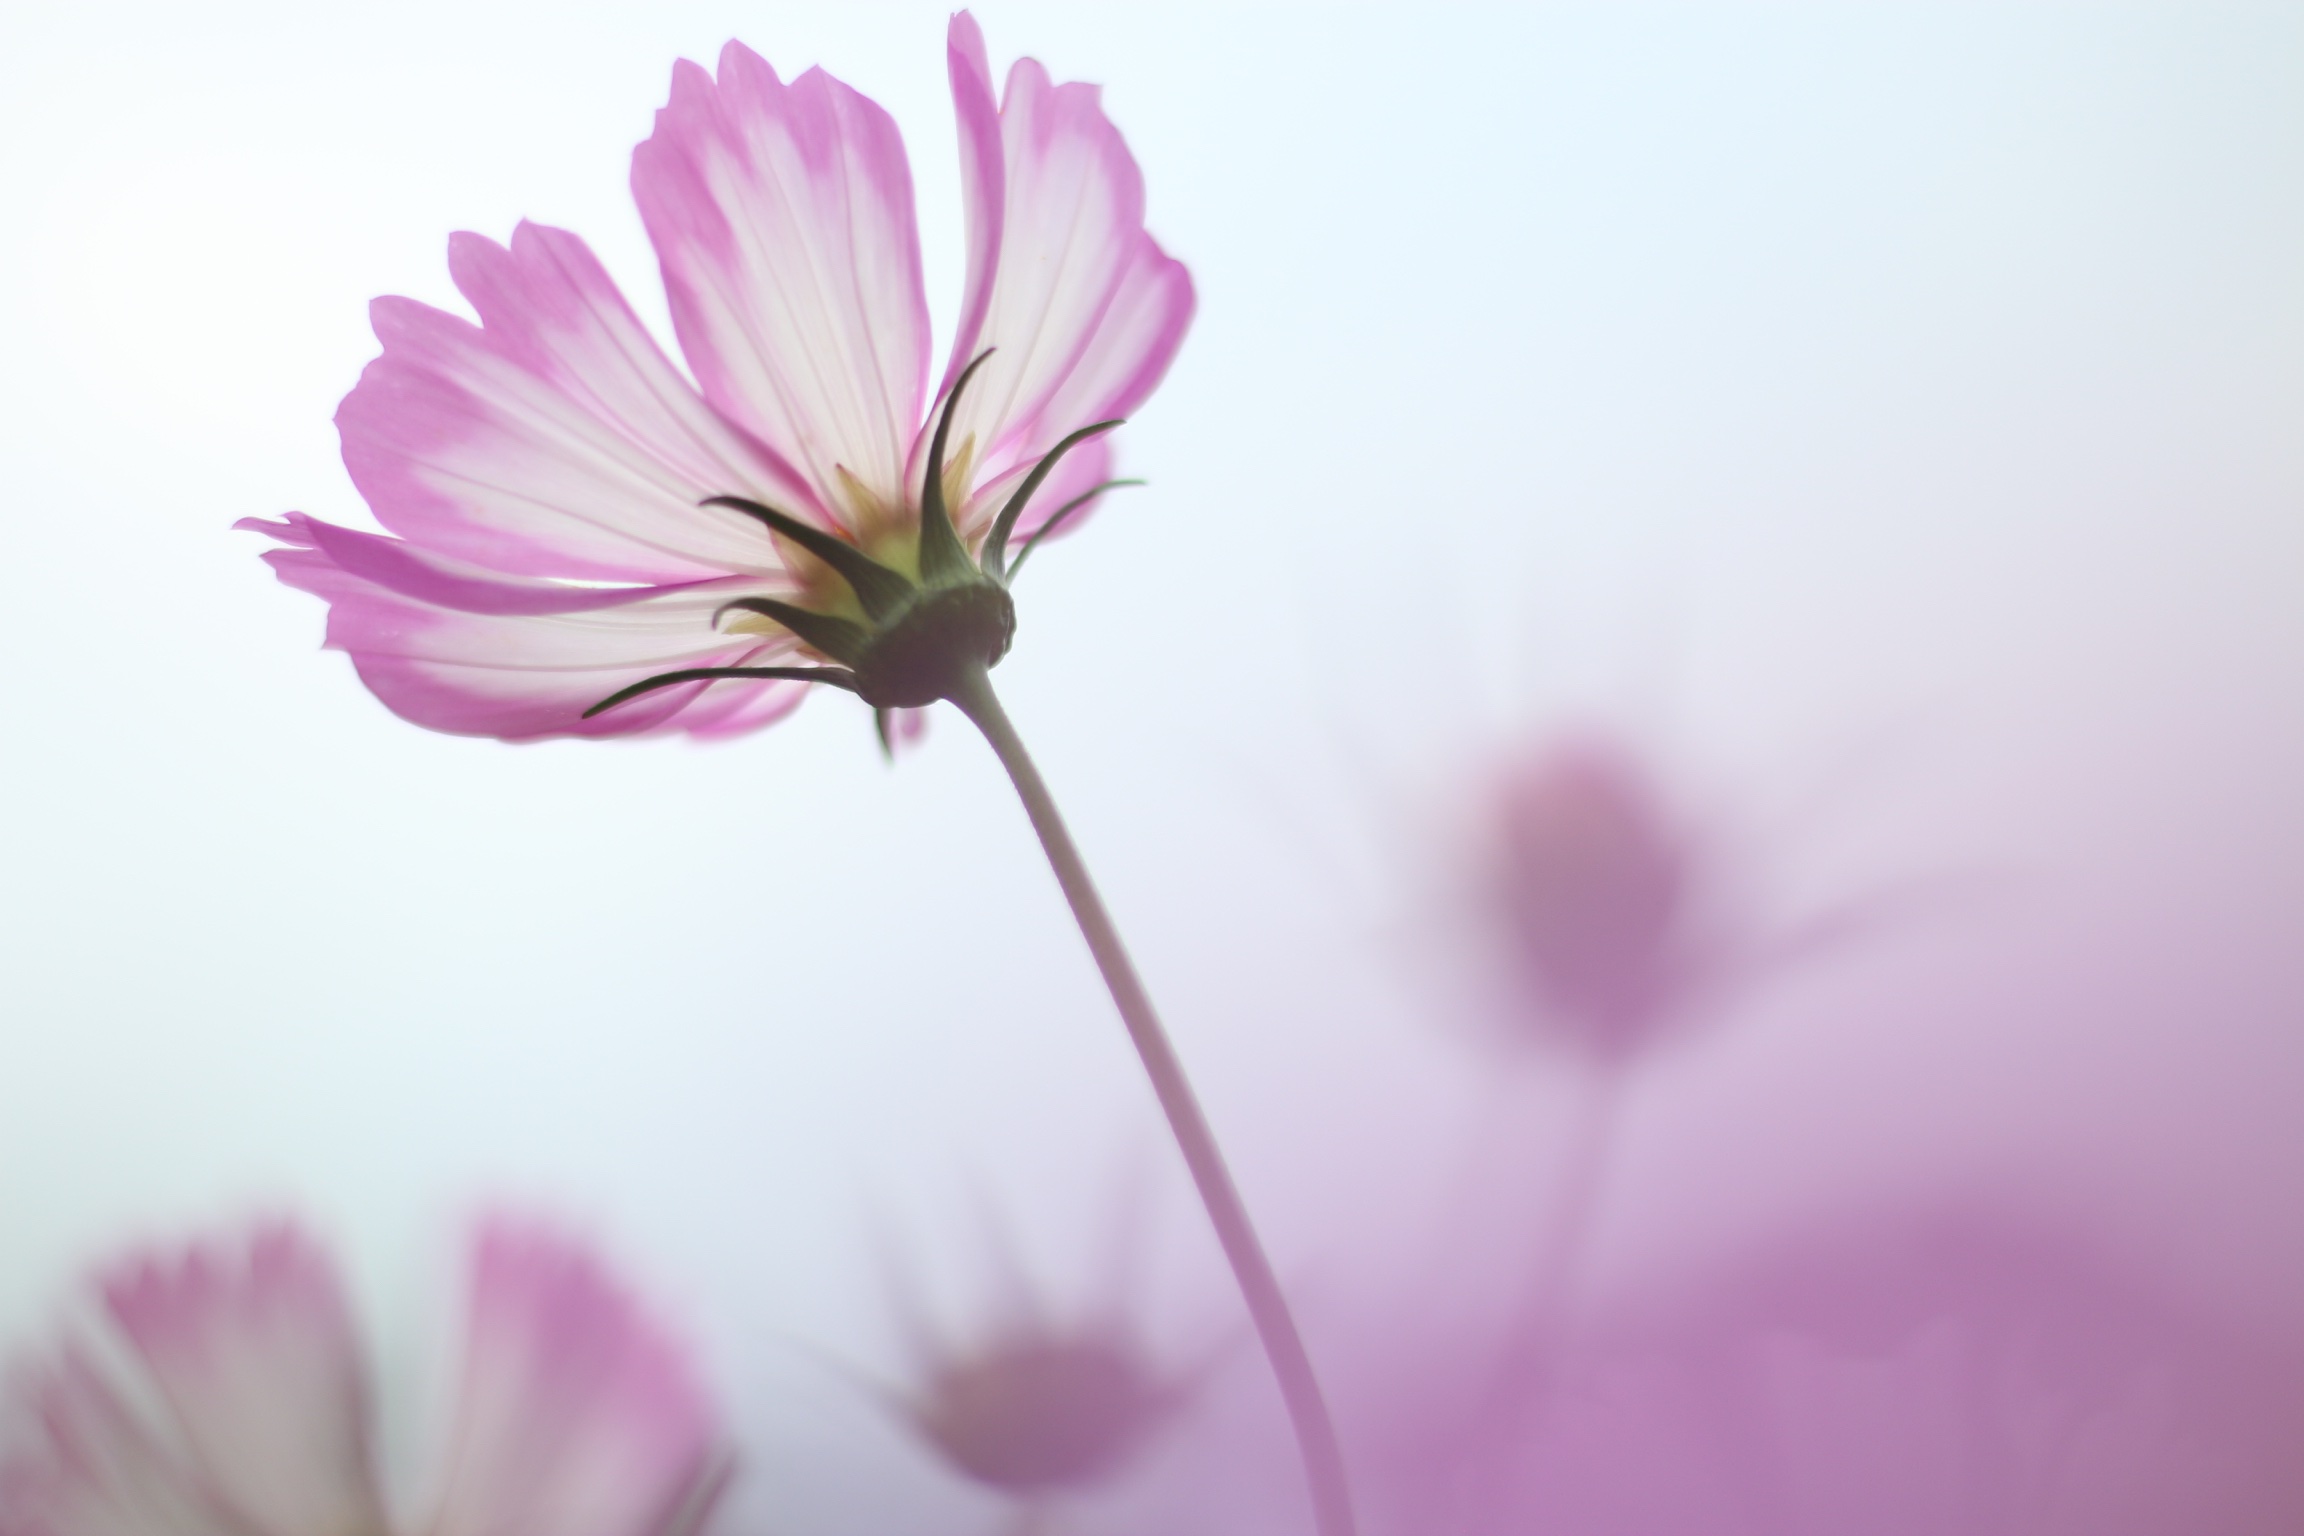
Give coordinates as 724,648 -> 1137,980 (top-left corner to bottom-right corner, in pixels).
950,666 -> 1358,1536
1493,1072 -> 1626,1424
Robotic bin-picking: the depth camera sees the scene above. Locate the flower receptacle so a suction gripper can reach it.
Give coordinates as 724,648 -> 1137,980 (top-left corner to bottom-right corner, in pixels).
848,579 -> 1015,709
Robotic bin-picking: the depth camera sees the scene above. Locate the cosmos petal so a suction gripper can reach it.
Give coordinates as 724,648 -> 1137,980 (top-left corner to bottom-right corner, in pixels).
940,12 -> 1006,408
430,1222 -> 722,1536
930,16 -> 1194,542
634,43 -> 931,531
244,513 -> 809,741
0,1349 -> 247,1536
98,1225 -> 384,1536
339,222 -> 811,585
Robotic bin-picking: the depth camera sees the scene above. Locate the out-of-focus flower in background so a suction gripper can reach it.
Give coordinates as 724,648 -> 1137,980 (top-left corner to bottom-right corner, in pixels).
1453,729 -> 1916,1071
1287,717 -> 2304,1535
236,11 -> 1190,743
906,1320 -> 1177,1505
0,1220 -> 723,1536
1418,729 -> 1938,1391
1405,732 -> 1795,1466
1472,735 -> 1712,1065
859,1193 -> 1190,1533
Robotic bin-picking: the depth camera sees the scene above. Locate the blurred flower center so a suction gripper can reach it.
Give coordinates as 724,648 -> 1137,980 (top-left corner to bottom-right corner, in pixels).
1492,747 -> 1688,1038
911,1334 -> 1169,1493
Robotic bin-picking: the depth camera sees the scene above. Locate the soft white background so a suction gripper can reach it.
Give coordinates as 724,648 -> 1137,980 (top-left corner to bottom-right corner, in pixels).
1,3 -> 2298,1529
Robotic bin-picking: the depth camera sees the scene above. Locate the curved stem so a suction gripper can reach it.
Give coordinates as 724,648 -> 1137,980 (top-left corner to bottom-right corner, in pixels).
948,667 -> 1357,1536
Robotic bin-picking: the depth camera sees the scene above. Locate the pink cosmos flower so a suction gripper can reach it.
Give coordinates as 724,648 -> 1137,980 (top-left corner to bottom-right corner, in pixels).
0,1220 -> 723,1536
240,13 -> 1192,741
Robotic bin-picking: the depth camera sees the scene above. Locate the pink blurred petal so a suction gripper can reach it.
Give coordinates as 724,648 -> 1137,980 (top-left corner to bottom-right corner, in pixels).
930,18 -> 1194,543
97,1225 -> 384,1536
243,513 -> 811,740
430,1222 -> 721,1536
633,45 -> 930,530
0,1350 -> 245,1536
339,222 -> 810,584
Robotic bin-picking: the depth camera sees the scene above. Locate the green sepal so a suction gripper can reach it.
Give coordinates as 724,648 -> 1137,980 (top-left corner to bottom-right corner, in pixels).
581,665 -> 858,720
713,597 -> 870,665
979,419 -> 1125,582
702,496 -> 914,620
915,350 -> 996,588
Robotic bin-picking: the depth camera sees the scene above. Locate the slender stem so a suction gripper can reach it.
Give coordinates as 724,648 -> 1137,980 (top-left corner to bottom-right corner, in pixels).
1506,1071 -> 1624,1389
1473,1073 -> 1624,1443
948,667 -> 1358,1536
1443,1073 -> 1624,1526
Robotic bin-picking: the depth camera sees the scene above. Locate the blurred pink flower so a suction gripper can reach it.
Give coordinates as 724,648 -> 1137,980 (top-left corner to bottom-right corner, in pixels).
905,1324 -> 1178,1500
240,13 -> 1191,741
866,1192 -> 1189,1517
1462,732 -> 1912,1068
1477,736 -> 1706,1062
0,1220 -> 723,1536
